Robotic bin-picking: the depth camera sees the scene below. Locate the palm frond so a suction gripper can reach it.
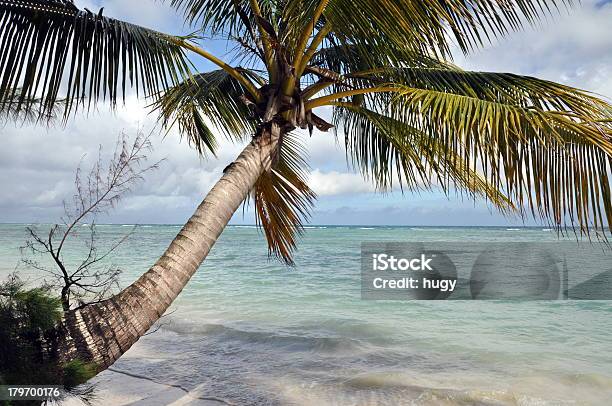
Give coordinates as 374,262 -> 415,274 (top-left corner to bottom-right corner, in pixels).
278,0 -> 329,60
0,87 -> 64,123
154,69 -> 258,155
304,44 -> 456,99
0,0 -> 191,119
168,0 -> 299,37
252,132 -> 316,264
350,67 -> 611,119
387,86 -> 612,232
169,0 -> 250,34
168,0 -> 278,45
324,0 -> 574,58
168,0 -> 325,68
324,65 -> 612,233
310,44 -> 454,75
334,104 -> 515,212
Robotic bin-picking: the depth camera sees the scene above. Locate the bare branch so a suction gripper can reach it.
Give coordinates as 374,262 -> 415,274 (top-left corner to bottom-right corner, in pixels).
21,131 -> 161,311
143,309 -> 177,336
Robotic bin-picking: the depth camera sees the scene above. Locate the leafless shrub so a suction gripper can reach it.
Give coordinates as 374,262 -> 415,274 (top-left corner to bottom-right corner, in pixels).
21,131 -> 161,311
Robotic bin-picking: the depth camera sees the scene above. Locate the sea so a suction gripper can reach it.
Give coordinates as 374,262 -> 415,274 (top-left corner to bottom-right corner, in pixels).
1,224 -> 611,405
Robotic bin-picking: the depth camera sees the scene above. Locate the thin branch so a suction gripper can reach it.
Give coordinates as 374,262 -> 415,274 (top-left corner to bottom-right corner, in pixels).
22,132 -> 158,310
73,230 -> 133,276
143,309 -> 177,336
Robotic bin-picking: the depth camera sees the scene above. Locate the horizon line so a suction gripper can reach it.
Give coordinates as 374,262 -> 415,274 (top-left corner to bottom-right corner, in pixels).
0,222 -> 560,228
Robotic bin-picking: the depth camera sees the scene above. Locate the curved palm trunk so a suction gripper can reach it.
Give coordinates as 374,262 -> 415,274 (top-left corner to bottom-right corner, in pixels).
58,123 -> 282,372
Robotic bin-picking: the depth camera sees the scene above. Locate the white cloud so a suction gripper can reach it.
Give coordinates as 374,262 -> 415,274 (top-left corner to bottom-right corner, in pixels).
0,0 -> 610,226
0,98 -> 245,223
308,170 -> 373,196
454,0 -> 612,100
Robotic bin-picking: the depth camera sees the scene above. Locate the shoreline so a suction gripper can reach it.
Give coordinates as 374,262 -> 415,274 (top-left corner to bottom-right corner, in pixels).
65,368 -> 230,406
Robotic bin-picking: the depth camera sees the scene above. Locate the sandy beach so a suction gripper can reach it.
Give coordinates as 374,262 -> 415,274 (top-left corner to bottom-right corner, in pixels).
84,369 -> 227,406
62,342 -> 229,406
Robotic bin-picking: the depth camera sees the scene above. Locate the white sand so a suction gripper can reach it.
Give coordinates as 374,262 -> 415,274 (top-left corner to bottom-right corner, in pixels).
60,338 -> 230,406
61,369 -> 229,406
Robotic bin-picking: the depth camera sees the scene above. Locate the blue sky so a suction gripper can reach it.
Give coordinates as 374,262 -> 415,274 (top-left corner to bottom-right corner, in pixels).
0,0 -> 611,226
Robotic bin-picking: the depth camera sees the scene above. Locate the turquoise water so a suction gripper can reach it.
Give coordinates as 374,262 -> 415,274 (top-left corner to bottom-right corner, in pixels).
1,224 -> 611,405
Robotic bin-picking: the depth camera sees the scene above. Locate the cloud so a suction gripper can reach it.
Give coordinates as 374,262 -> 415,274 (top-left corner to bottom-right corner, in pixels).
0,0 -> 610,226
310,204 -> 531,227
454,0 -> 612,99
0,97 -> 244,223
308,170 -> 373,196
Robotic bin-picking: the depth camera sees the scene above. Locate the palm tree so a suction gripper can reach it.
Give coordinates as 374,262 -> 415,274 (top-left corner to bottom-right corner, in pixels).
1,0 -> 611,373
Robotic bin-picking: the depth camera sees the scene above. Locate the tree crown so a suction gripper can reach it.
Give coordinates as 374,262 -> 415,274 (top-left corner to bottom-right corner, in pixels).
0,0 -> 611,262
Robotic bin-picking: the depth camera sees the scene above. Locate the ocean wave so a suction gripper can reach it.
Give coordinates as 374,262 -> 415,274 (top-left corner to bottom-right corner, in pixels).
506,228 -> 521,231
560,372 -> 612,389
271,373 -> 566,406
360,227 -> 375,230
162,321 -> 367,354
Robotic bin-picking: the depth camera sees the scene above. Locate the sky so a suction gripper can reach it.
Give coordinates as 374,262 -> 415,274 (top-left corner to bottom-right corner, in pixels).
0,0 -> 611,226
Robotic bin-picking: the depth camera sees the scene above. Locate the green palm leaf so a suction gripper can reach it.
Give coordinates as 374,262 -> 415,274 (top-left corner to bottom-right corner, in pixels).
154,69 -> 259,155
350,67 -> 611,118
167,0 -> 277,66
324,0 -> 574,58
322,65 -> 612,233
0,0 -> 191,119
389,87 -> 611,232
169,0 -> 254,33
335,104 -> 515,212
